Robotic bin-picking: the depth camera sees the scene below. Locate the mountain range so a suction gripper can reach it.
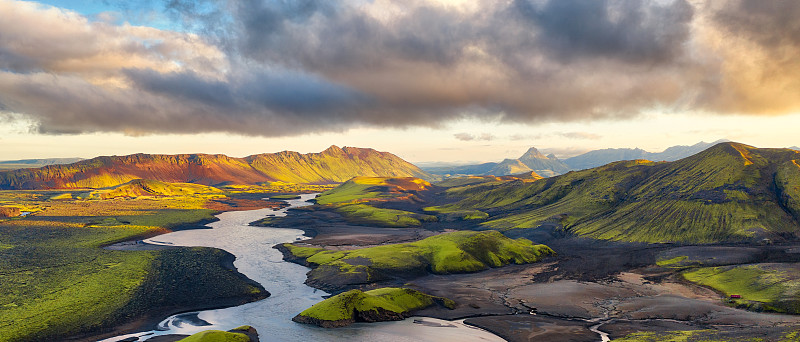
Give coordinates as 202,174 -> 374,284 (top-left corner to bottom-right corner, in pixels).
0,146 -> 431,190
0,158 -> 85,170
423,140 -> 730,177
423,147 -> 570,178
436,142 -> 800,243
562,139 -> 730,170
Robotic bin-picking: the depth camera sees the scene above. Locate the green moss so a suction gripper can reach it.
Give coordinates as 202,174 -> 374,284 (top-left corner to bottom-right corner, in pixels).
334,204 -> 436,227
612,330 -> 710,342
91,179 -> 222,200
49,193 -> 72,200
424,206 -> 489,220
461,210 -> 489,220
433,144 -> 800,243
315,177 -> 392,205
315,176 -> 431,205
177,330 -> 251,342
0,190 -> 265,341
656,256 -> 688,267
284,231 -> 554,286
614,329 -> 800,342
297,287 -> 451,322
682,265 -> 787,304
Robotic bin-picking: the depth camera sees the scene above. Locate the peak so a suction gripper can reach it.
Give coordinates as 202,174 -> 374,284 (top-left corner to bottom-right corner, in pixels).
520,147 -> 547,160
711,141 -> 754,150
546,153 -> 558,160
322,145 -> 344,154
692,141 -> 758,162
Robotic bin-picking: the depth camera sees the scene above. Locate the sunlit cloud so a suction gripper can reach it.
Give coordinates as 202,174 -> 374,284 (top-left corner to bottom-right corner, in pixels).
1,0 -> 800,138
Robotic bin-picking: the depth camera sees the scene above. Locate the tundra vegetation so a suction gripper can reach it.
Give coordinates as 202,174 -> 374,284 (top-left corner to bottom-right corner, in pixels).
430,143 -> 800,243
293,287 -> 455,327
176,325 -> 258,342
281,230 -> 554,289
0,180 -> 320,341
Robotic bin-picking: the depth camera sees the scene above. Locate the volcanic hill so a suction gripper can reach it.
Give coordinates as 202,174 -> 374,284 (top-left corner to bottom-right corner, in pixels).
0,146 -> 432,190
435,142 -> 800,243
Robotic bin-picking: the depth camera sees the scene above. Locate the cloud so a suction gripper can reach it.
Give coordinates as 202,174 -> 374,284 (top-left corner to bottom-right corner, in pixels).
509,134 -> 540,141
454,132 -> 495,141
1,0 -> 800,137
558,132 -> 602,140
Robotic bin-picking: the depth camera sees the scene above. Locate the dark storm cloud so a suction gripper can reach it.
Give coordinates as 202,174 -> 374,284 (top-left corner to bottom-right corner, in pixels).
123,67 -> 370,119
714,0 -> 800,48
514,0 -> 693,63
124,69 -> 236,108
1,0 -> 800,136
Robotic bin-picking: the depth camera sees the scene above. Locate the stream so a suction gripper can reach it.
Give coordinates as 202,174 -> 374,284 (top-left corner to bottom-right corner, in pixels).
102,194 -> 503,342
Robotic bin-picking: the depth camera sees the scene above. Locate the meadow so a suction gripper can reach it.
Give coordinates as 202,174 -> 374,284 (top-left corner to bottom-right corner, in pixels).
0,181 -> 319,341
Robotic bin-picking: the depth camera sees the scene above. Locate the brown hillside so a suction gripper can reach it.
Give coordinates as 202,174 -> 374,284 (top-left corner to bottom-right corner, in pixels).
0,146 -> 431,190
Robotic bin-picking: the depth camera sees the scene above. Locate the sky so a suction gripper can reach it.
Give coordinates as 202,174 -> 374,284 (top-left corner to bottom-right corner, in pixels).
1,0 -> 799,164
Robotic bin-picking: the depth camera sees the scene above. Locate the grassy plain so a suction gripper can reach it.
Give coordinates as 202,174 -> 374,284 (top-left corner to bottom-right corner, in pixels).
0,180 -> 318,341
682,264 -> 800,313
615,329 -> 800,342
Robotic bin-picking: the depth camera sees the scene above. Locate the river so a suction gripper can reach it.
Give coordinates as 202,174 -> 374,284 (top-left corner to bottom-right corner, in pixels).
103,194 -> 503,342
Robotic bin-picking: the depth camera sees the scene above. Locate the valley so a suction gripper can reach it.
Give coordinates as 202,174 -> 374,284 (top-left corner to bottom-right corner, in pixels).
2,142 -> 800,341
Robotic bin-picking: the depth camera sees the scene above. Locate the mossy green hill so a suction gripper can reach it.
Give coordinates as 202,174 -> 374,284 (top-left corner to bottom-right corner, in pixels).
86,179 -> 223,200
309,176 -> 437,227
176,326 -> 258,342
435,143 -> 800,243
293,287 -> 454,328
281,230 -> 554,290
0,146 -> 432,190
314,176 -> 432,205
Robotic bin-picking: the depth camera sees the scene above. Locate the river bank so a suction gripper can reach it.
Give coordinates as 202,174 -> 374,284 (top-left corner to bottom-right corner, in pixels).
101,194 -> 504,342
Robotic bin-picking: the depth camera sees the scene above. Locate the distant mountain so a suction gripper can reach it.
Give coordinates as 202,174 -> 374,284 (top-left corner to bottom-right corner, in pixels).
425,147 -> 570,177
439,143 -> 800,243
517,147 -> 571,176
791,146 -> 800,151
0,158 -> 84,170
423,162 -> 498,176
487,159 -> 533,176
0,146 -> 432,190
425,141 -> 726,178
563,140 -> 729,170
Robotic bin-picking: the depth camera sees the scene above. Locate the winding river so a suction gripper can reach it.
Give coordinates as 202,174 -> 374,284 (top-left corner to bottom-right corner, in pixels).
104,194 -> 503,342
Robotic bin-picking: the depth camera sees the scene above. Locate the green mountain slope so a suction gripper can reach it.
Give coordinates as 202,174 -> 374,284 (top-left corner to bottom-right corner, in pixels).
0,146 -> 432,189
437,143 -> 800,243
